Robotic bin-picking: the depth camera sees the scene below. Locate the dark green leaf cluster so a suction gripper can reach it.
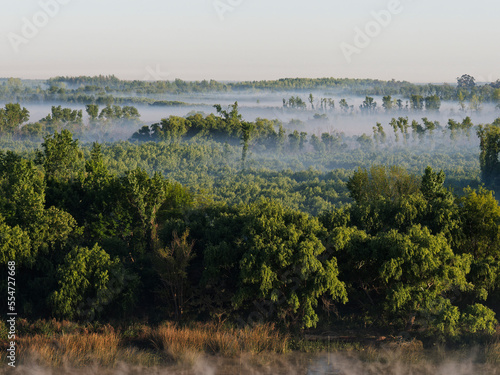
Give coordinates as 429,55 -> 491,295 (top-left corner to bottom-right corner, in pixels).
320,166 -> 500,337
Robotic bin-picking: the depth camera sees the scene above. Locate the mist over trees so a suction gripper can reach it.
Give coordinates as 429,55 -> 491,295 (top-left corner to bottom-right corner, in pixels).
2,74 -> 500,110
1,74 -> 500,345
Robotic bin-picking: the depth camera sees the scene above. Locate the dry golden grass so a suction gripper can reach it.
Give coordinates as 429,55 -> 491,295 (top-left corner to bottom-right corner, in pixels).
148,322 -> 289,362
3,320 -> 500,374
484,341 -> 500,364
16,332 -> 120,367
4,320 -> 289,368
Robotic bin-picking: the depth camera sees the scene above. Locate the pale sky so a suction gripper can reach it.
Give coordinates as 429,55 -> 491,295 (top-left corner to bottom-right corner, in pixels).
1,0 -> 499,83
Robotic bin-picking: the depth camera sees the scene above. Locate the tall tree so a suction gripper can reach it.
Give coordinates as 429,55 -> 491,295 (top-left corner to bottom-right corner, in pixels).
308,93 -> 315,110
477,124 -> 500,186
86,104 -> 99,121
425,95 -> 441,111
35,130 -> 84,183
122,169 -> 171,251
410,95 -> 424,111
155,230 -> 195,320
360,96 -> 377,114
382,95 -> 394,112
240,121 -> 255,168
457,74 -> 476,89
0,103 -> 30,134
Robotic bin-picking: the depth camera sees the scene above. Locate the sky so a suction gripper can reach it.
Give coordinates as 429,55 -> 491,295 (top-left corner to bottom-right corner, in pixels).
1,0 -> 499,83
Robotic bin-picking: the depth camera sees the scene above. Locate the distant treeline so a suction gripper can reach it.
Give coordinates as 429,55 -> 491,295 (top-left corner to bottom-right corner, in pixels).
45,74 -> 500,98
0,78 -> 192,106
1,74 -> 499,105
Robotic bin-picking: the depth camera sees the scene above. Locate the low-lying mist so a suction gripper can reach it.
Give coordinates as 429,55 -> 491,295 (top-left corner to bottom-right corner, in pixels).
4,350 -> 500,375
5,92 -> 500,143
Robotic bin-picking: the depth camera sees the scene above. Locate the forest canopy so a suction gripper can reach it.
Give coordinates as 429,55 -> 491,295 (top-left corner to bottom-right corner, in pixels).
0,110 -> 499,340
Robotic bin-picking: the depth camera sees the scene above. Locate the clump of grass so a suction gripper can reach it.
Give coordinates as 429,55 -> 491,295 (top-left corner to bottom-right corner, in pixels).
379,339 -> 425,364
357,345 -> 381,363
148,322 -> 289,362
484,342 -> 500,364
122,323 -> 152,339
17,332 -> 120,367
355,339 -> 425,365
115,347 -> 161,367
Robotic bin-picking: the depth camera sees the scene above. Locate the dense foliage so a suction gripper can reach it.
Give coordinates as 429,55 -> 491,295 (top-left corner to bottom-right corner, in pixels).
0,99 -> 499,341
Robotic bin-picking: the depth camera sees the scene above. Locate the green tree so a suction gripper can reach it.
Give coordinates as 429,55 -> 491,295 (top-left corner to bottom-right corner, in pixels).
42,106 -> 82,125
308,93 -> 315,110
396,99 -> 404,111
360,96 -> 377,113
458,91 -> 467,112
477,124 -> 500,186
329,224 -> 472,331
395,117 -> 409,143
373,123 -> 386,145
35,130 -> 84,183
411,120 -> 425,142
457,74 -> 476,89
376,225 -> 471,330
0,152 -> 75,261
151,116 -> 190,141
457,187 -> 500,300
50,244 -> 121,320
425,95 -> 441,111
241,121 -> 255,167
469,94 -> 483,112
347,166 -> 420,204
155,230 -> 195,320
202,200 -> 347,328
310,134 -> 324,153
339,99 -> 349,113
288,130 -> 300,152
0,103 -> 30,134
86,104 -> 99,121
419,167 -> 458,238
390,118 -> 400,142
422,117 -> 439,136
121,106 -> 140,119
459,304 -> 497,335
356,134 -> 373,150
122,169 -> 170,251
382,96 -> 394,112
299,132 -> 308,150
0,215 -> 31,266
493,88 -> 500,109
410,95 -> 424,111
